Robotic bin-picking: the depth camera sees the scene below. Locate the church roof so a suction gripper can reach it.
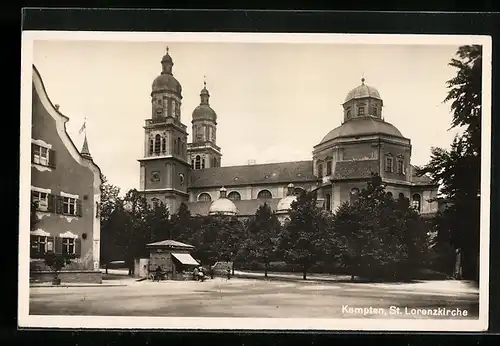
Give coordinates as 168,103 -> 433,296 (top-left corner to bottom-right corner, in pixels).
186,198 -> 281,217
189,160 -> 318,188
332,160 -> 380,180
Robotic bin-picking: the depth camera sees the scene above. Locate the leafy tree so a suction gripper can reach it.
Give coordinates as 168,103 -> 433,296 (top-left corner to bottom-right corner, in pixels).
243,203 -> 282,277
171,202 -> 196,243
44,253 -> 76,284
120,189 -> 149,275
279,190 -> 332,280
417,45 -> 482,281
145,200 -> 172,242
99,174 -> 122,272
333,175 -> 429,281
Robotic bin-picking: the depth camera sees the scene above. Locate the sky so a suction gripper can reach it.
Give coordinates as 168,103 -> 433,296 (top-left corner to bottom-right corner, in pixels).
32,39 -> 462,194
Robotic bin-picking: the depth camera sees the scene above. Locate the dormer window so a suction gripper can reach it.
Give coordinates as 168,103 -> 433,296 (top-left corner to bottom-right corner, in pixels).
357,106 -> 365,116
346,109 -> 352,119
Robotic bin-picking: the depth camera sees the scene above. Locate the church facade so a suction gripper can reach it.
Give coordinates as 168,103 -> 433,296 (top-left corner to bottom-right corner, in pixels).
138,48 -> 439,219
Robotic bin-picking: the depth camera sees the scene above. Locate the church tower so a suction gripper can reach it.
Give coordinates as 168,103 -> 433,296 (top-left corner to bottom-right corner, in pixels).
137,47 -> 190,213
187,78 -> 222,170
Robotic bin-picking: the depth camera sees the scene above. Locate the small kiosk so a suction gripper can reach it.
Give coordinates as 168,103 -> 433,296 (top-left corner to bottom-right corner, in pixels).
145,239 -> 200,280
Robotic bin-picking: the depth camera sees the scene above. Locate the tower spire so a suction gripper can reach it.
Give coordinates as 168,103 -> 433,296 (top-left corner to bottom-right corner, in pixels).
80,116 -> 92,159
200,75 -> 210,105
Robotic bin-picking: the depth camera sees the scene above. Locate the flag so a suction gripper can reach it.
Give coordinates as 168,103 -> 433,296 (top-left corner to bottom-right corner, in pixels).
79,122 -> 86,134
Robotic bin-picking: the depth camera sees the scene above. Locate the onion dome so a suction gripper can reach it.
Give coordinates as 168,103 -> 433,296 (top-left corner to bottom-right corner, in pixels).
192,78 -> 217,122
344,78 -> 382,104
151,46 -> 182,95
276,183 -> 297,214
209,187 -> 238,216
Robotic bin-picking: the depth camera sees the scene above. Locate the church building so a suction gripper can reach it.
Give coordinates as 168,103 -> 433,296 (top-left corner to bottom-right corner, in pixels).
138,48 -> 439,220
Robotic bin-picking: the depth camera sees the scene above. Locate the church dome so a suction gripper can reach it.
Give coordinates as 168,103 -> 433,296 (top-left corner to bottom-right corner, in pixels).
192,80 -> 217,121
209,187 -> 238,216
320,117 -> 404,144
151,47 -> 182,95
344,78 -> 382,104
276,183 -> 297,214
192,105 -> 217,121
152,74 -> 182,94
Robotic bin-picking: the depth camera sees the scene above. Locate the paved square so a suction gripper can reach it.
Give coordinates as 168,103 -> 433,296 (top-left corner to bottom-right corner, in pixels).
29,276 -> 479,319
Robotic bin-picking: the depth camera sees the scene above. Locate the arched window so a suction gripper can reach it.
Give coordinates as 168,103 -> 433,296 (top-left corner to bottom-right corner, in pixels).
398,192 -> 405,200
317,163 -> 323,178
293,187 -> 305,196
227,191 -> 241,201
325,193 -> 331,211
257,190 -> 272,200
350,188 -> 360,204
161,137 -> 166,153
386,191 -> 393,199
202,158 -> 206,169
149,139 -> 154,155
154,134 -> 161,154
372,106 -> 377,117
412,193 -> 422,212
177,137 -> 181,155
198,193 -> 211,202
195,155 -> 201,170
396,155 -> 404,174
326,160 -> 332,175
173,139 -> 178,154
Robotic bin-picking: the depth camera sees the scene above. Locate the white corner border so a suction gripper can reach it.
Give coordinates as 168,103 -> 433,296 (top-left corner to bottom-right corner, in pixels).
18,31 -> 492,332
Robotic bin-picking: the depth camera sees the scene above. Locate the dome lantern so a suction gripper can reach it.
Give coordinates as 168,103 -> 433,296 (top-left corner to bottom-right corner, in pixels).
276,183 -> 298,214
151,46 -> 182,96
208,186 -> 237,216
342,77 -> 384,123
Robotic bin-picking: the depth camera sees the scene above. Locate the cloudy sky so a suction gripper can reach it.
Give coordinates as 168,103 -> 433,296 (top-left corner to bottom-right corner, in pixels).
31,38 -> 462,194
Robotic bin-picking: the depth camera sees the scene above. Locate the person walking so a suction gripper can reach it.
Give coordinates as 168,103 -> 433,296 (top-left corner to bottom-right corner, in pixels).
193,266 -> 199,281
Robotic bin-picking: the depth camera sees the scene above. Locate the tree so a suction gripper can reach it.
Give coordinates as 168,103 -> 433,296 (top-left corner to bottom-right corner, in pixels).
279,190 -> 332,280
145,200 -> 172,242
44,253 -> 76,285
120,189 -> 149,275
417,45 -> 482,281
99,174 -> 122,273
243,203 -> 282,277
333,175 -> 429,281
171,202 -> 196,243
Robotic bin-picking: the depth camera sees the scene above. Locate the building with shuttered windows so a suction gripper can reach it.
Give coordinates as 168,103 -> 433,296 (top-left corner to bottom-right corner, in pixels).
30,65 -> 102,284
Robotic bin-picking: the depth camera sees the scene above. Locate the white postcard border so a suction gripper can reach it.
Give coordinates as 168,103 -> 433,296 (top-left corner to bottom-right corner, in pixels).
19,31 -> 492,332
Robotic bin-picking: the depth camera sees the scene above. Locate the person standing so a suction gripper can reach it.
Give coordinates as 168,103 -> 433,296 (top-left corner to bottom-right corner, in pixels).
193,266 -> 199,281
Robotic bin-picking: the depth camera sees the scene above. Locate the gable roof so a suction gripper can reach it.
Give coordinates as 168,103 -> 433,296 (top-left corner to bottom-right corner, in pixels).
189,160 -> 318,188
185,198 -> 281,217
332,159 -> 380,180
146,239 -> 194,249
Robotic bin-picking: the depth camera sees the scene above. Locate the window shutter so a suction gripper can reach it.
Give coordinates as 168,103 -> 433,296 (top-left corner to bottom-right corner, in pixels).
47,194 -> 55,212
75,238 -> 82,257
31,143 -> 36,163
47,236 -> 55,253
76,200 -> 83,217
48,149 -> 56,168
55,236 -> 63,254
30,235 -> 39,258
55,196 -> 63,214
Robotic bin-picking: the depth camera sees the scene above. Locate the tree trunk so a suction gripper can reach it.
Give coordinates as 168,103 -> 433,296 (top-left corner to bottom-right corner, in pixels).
232,262 -> 235,275
351,274 -> 355,281
264,262 -> 268,278
303,265 -> 307,280
105,262 -> 108,274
